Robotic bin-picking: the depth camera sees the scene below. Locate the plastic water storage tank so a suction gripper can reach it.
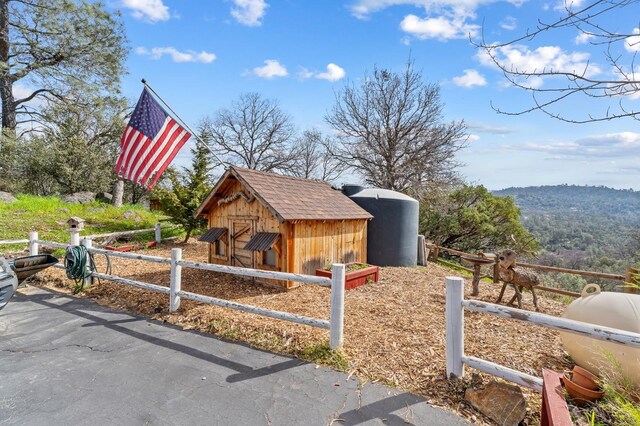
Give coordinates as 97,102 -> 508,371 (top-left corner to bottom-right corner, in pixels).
559,284 -> 640,386
343,185 -> 419,267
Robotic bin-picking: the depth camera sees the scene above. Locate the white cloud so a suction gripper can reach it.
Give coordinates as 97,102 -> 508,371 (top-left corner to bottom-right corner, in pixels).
297,64 -> 346,82
554,0 -> 585,11
136,47 -> 216,63
231,0 -> 268,26
315,64 -> 346,81
477,44 -> 601,89
349,0 -> 525,19
452,69 -> 487,87
251,59 -> 288,78
500,16 -> 517,31
120,0 -> 170,22
624,28 -> 640,52
297,67 -> 314,80
513,132 -> 640,159
574,32 -> 594,45
467,123 -> 514,134
400,13 -> 479,40
468,134 -> 481,142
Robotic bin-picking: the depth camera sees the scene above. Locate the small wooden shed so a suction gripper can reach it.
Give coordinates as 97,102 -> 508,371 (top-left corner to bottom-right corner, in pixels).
194,166 -> 373,288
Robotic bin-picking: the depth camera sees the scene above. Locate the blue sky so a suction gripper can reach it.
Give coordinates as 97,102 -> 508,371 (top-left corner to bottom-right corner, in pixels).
107,0 -> 639,190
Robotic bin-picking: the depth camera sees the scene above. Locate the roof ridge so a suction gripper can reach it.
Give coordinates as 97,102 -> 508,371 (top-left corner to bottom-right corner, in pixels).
231,166 -> 332,186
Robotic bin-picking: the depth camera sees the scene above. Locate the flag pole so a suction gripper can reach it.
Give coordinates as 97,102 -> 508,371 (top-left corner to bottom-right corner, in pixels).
140,78 -> 228,167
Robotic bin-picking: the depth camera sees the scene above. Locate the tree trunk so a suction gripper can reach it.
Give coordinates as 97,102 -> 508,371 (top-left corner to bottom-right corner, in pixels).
112,179 -> 124,208
0,0 -> 15,136
182,228 -> 191,244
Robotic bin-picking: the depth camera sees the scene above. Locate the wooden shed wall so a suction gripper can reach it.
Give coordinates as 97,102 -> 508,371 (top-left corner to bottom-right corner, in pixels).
289,220 -> 368,276
206,180 -> 283,261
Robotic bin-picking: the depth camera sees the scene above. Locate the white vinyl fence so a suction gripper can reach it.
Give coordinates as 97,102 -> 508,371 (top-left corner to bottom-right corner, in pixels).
27,231 -> 345,349
445,276 -> 640,391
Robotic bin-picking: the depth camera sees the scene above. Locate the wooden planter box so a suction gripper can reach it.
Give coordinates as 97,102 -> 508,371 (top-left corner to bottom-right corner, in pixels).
105,241 -> 157,252
541,369 -> 573,426
316,263 -> 380,290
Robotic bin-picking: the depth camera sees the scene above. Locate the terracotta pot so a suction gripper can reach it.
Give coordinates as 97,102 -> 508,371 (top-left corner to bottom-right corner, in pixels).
572,365 -> 599,390
562,372 -> 604,406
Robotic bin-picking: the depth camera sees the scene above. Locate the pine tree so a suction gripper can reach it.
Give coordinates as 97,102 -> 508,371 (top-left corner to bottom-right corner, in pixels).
155,139 -> 212,242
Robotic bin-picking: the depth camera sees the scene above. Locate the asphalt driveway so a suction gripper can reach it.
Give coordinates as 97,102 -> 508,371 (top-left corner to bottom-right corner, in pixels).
0,286 -> 469,425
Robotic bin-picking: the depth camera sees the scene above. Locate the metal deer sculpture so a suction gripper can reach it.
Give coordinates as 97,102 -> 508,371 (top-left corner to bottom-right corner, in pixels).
496,249 -> 541,311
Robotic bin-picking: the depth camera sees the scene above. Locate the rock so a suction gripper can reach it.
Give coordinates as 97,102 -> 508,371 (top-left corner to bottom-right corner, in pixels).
61,192 -> 95,204
95,192 -> 113,203
123,210 -> 141,222
464,381 -> 526,426
0,191 -> 17,202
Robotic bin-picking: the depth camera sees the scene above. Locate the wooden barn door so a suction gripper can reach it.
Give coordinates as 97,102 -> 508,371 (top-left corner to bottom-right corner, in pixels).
230,219 -> 254,268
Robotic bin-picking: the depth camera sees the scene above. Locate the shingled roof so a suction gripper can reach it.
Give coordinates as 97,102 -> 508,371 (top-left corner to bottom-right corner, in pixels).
195,167 -> 372,222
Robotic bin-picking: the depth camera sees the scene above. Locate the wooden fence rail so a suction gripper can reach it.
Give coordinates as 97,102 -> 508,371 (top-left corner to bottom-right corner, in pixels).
426,242 -> 629,299
31,235 -> 346,349
445,276 -> 640,392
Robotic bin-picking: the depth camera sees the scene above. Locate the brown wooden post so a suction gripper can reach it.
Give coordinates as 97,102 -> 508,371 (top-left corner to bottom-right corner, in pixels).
471,264 -> 481,296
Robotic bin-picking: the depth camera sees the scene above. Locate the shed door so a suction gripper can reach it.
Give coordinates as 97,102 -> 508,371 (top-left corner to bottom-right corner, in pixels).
230,219 -> 254,268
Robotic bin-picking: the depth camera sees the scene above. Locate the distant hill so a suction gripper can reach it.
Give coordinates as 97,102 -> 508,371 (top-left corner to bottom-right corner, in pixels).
494,185 -> 640,218
491,185 -> 639,290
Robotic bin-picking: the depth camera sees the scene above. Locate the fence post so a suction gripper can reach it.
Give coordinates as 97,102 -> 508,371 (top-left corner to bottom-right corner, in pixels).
29,231 -> 39,256
69,229 -> 80,246
446,276 -> 465,378
329,263 -> 345,350
81,238 -> 93,288
155,223 -> 162,244
169,248 -> 182,312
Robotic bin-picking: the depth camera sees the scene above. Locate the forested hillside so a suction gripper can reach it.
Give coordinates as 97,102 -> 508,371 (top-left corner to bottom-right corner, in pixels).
494,185 -> 639,291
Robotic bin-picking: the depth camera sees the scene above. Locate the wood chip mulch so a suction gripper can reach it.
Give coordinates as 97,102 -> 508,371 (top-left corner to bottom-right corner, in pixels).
35,240 -> 571,425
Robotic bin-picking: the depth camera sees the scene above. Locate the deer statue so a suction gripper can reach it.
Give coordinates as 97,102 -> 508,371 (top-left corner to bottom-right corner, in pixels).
496,249 -> 541,311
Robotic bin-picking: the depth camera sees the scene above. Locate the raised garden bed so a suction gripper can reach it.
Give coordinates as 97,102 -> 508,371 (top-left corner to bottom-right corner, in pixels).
316,262 -> 380,290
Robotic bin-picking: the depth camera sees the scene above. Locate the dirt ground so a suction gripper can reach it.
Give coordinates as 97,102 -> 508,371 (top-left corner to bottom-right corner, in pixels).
35,240 -> 571,425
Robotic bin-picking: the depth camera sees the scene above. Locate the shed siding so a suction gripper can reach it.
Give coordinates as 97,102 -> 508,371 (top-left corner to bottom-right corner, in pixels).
291,220 -> 367,276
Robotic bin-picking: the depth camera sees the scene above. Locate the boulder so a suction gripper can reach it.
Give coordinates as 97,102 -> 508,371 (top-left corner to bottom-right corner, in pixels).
465,381 -> 526,426
123,210 -> 142,222
0,191 -> 17,202
61,192 -> 95,204
95,192 -> 113,203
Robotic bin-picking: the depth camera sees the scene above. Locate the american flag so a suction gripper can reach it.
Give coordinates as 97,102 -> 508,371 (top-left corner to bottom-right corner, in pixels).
115,88 -> 191,189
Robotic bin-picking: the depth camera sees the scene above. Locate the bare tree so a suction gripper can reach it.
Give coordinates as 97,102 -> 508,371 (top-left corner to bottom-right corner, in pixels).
287,129 -> 346,183
326,61 -> 467,194
202,93 -> 296,172
476,0 -> 640,123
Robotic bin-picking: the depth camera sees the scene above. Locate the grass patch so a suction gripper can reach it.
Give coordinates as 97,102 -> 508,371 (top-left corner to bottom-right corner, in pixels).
300,342 -> 349,370
0,194 -> 183,253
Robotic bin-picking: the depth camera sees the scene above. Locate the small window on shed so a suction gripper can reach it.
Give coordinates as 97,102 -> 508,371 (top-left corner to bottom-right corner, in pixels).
245,232 -> 280,267
214,240 -> 226,256
199,227 -> 228,258
263,248 -> 277,267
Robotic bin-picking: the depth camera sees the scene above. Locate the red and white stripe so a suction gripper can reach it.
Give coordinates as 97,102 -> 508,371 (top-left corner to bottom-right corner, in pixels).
115,117 -> 191,189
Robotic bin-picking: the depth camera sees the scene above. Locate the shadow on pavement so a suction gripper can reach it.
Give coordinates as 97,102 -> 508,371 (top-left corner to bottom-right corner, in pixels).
14,291 -> 303,383
337,393 -> 424,425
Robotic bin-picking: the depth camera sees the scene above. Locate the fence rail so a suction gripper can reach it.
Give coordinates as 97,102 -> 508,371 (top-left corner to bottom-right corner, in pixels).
445,276 -> 640,391
0,239 -> 29,245
426,243 -> 630,299
29,233 -> 346,349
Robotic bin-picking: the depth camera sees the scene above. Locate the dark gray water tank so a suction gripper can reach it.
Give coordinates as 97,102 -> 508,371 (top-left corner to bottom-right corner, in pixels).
345,186 -> 419,267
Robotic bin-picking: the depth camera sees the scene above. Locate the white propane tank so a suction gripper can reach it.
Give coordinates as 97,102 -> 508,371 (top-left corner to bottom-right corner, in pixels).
559,284 -> 640,386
